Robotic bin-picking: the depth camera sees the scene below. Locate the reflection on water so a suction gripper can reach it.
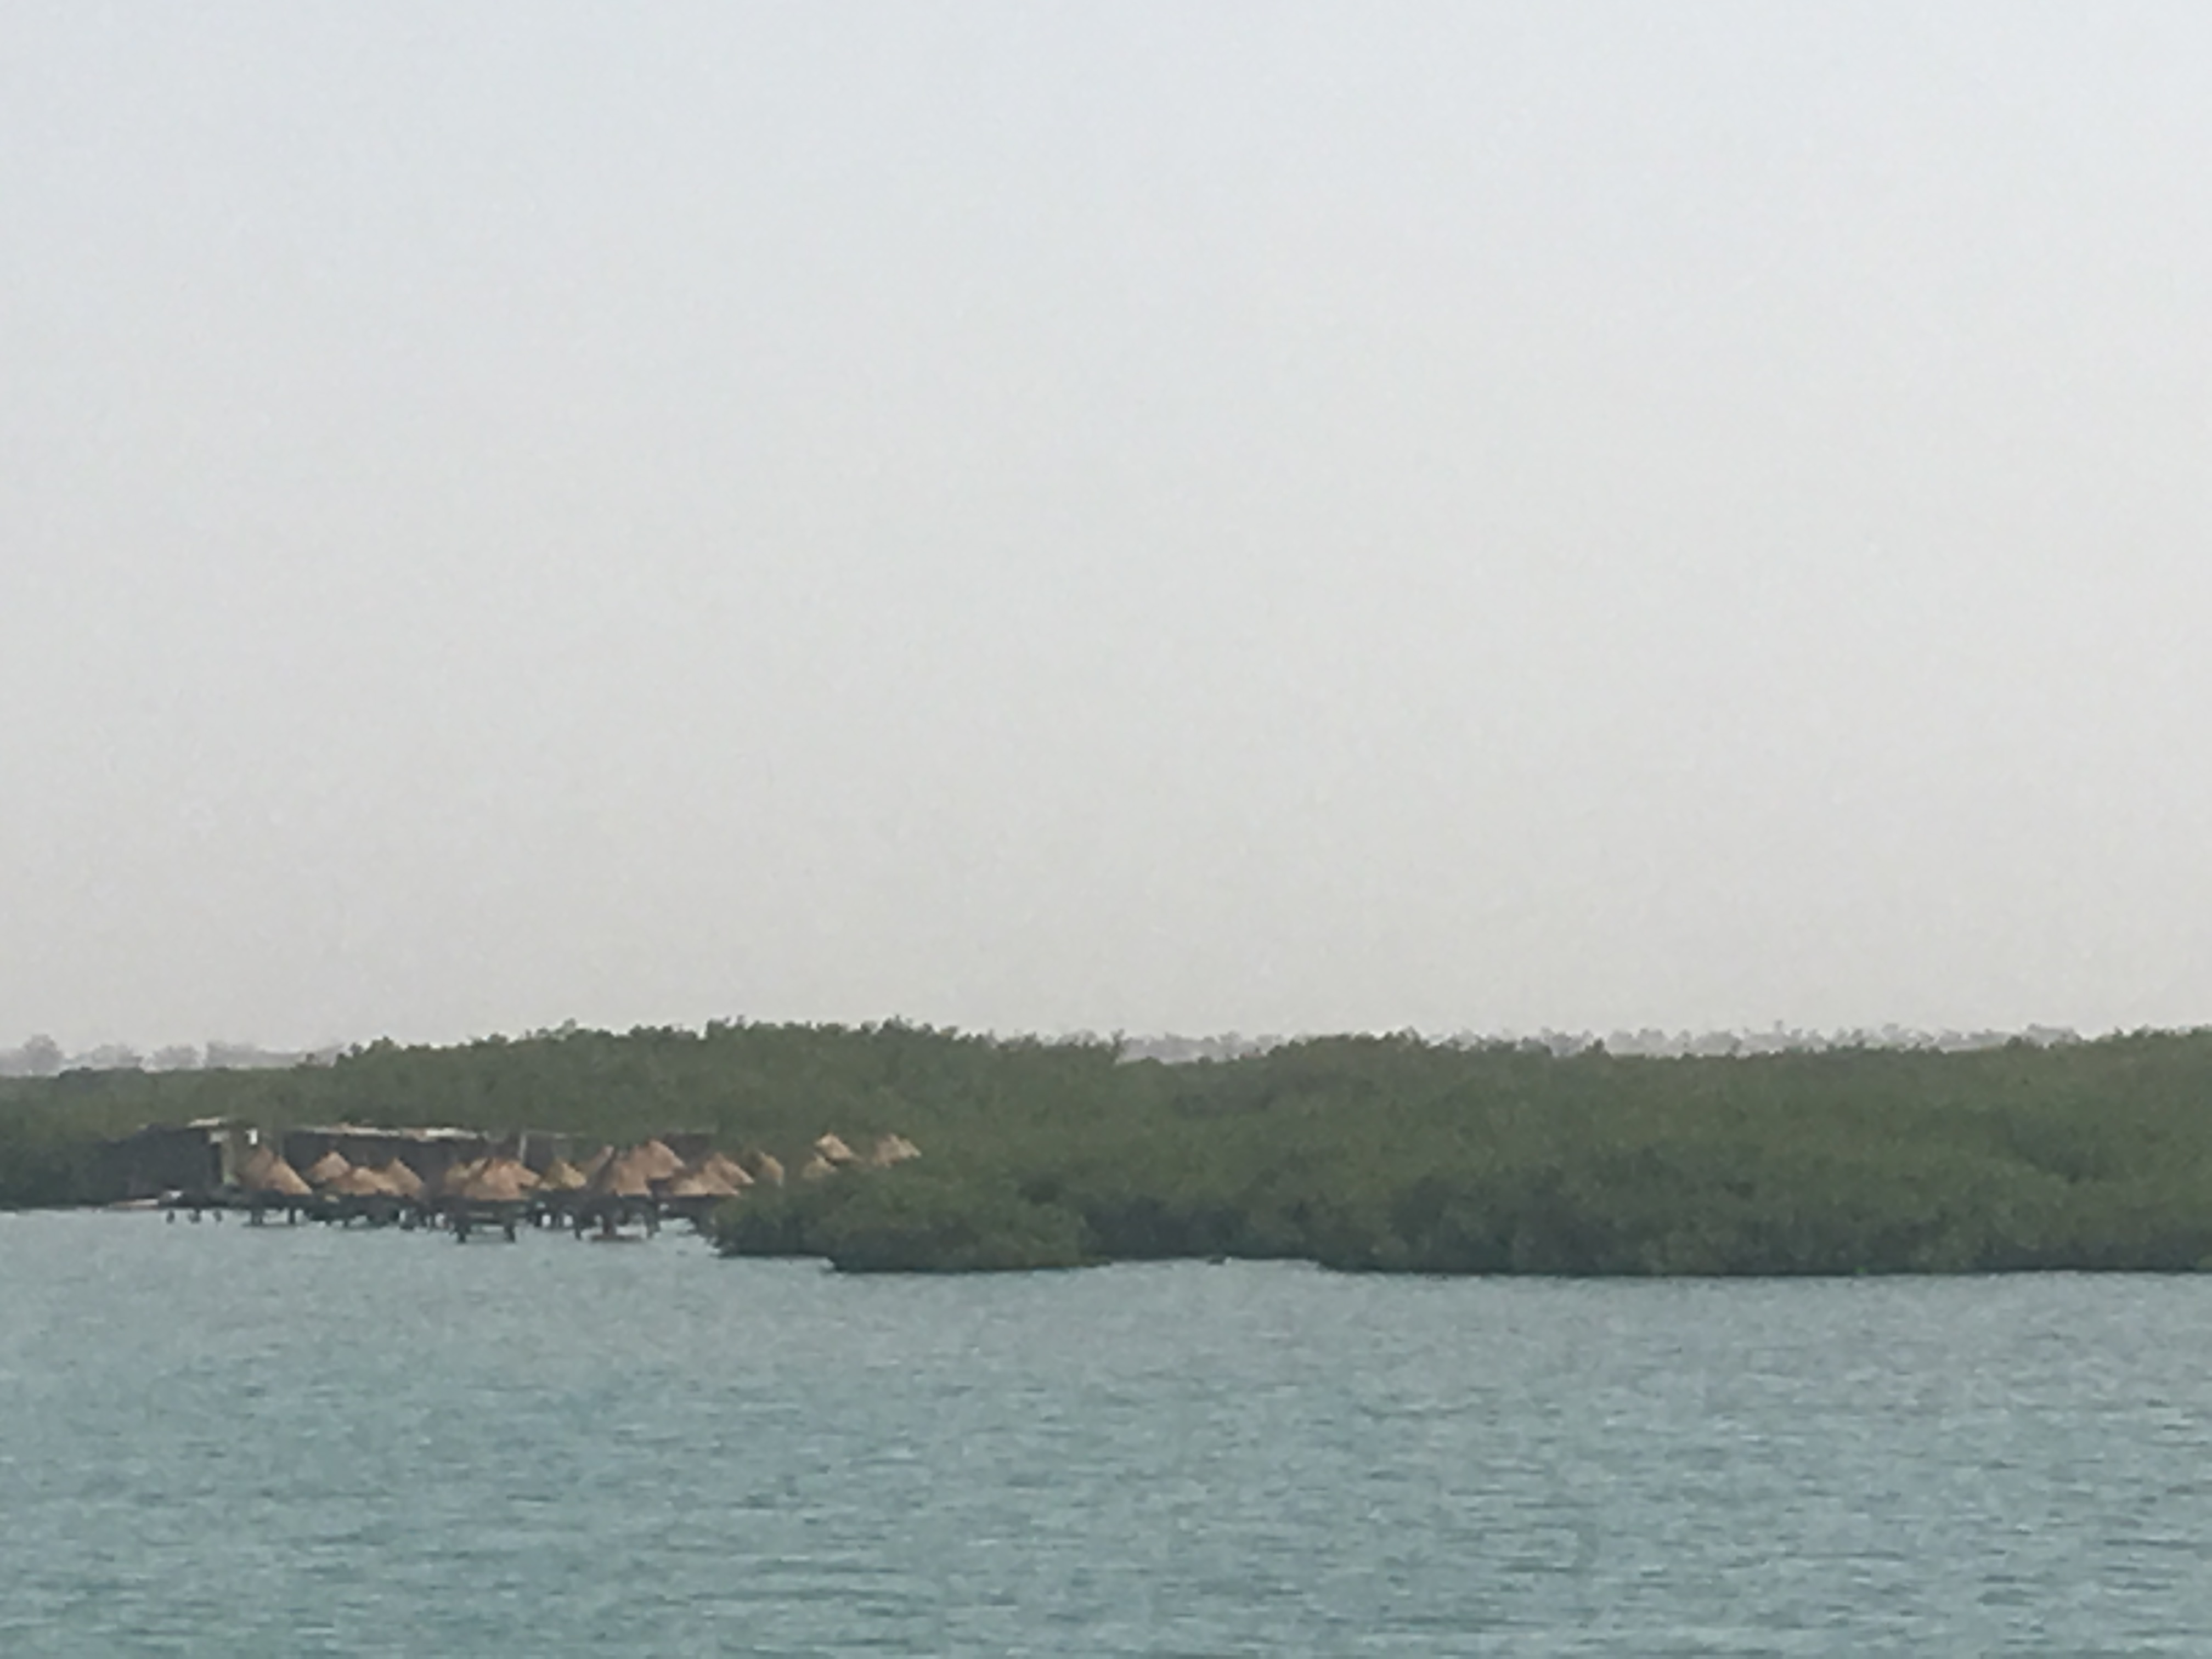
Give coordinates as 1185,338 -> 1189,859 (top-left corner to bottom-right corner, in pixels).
3,1210 -> 2210,1655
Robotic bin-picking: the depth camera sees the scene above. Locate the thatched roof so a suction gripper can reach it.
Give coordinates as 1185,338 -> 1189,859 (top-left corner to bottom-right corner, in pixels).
865,1134 -> 921,1168
438,1156 -> 488,1197
695,1151 -> 753,1189
240,1146 -> 312,1198
798,1153 -> 840,1182
538,1156 -> 586,1192
577,1145 -> 616,1180
455,1157 -> 537,1204
749,1152 -> 785,1187
326,1165 -> 400,1197
813,1132 -> 857,1166
588,1150 -> 654,1199
666,1164 -> 743,1200
303,1150 -> 352,1187
374,1158 -> 425,1198
627,1139 -> 684,1183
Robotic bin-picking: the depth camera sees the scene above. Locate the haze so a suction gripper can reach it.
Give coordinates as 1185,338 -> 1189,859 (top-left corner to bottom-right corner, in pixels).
7,3 -> 2211,1054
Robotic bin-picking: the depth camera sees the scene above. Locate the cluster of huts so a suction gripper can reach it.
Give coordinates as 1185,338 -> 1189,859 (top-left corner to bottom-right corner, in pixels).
154,1125 -> 920,1242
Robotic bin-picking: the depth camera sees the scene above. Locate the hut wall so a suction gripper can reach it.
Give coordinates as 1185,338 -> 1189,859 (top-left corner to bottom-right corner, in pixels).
104,1125 -> 228,1199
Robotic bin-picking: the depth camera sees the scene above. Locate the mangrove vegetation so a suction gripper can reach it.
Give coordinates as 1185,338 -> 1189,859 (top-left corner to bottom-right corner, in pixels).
10,1022 -> 2212,1274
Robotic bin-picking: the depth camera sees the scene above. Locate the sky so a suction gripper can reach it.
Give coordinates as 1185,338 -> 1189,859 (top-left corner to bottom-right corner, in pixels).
6,2 -> 2212,1052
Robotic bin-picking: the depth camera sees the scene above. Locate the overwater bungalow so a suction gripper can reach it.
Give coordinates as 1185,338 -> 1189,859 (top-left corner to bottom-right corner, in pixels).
660,1158 -> 747,1223
317,1163 -> 408,1226
438,1156 -> 540,1242
571,1146 -> 663,1239
238,1145 -> 313,1223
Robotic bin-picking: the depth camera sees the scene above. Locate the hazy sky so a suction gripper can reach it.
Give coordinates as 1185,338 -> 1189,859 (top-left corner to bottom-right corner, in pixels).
7,3 -> 2212,1051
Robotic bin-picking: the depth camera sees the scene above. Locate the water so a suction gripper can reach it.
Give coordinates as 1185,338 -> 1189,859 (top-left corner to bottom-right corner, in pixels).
4,1212 -> 2212,1655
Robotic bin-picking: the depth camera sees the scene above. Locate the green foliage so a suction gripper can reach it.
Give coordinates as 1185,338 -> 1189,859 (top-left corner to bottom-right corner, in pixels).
720,1171 -> 1091,1272
13,1023 -> 2212,1274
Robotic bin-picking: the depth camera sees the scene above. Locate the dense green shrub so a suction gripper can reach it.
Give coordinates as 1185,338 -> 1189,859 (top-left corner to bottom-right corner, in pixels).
721,1171 -> 1091,1272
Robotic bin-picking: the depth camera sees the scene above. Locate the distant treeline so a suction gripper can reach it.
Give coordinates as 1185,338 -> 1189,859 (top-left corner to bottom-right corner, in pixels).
0,1036 -> 332,1079
9,1021 -> 2212,1275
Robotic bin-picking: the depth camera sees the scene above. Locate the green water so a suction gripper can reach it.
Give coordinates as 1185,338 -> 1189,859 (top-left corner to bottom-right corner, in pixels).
4,1211 -> 2211,1654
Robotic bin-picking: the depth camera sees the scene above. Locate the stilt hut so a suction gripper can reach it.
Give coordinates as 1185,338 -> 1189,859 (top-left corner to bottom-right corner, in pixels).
441,1156 -> 538,1241
320,1163 -> 405,1226
573,1147 -> 661,1239
661,1161 -> 744,1224
238,1145 -> 312,1223
529,1155 -> 588,1229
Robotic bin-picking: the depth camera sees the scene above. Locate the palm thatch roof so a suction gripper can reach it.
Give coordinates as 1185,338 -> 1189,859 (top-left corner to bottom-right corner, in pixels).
326,1164 -> 400,1197
588,1150 -> 654,1199
813,1132 -> 857,1166
303,1150 -> 352,1187
695,1152 -> 753,1189
374,1158 -> 425,1199
239,1146 -> 312,1198
748,1152 -> 786,1187
438,1155 -> 488,1198
627,1139 -> 684,1183
538,1156 -> 587,1192
665,1164 -> 743,1200
864,1134 -> 921,1168
798,1153 -> 840,1182
455,1156 -> 538,1203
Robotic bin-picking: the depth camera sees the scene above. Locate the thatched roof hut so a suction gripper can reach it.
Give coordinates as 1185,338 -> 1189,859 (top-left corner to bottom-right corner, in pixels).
864,1134 -> 921,1169
695,1151 -> 753,1189
326,1164 -> 400,1197
813,1132 -> 857,1166
748,1151 -> 785,1187
239,1146 -> 312,1198
374,1158 -> 425,1199
588,1150 -> 654,1199
577,1145 -> 616,1181
303,1150 -> 352,1187
538,1156 -> 586,1192
665,1164 -> 743,1200
627,1139 -> 684,1183
455,1157 -> 538,1204
798,1153 -> 840,1182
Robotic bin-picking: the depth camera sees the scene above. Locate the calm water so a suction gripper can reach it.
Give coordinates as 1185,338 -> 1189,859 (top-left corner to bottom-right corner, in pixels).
5,1212 -> 2212,1655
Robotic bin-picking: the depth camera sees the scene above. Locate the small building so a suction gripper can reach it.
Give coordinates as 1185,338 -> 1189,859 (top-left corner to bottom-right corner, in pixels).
103,1119 -> 250,1199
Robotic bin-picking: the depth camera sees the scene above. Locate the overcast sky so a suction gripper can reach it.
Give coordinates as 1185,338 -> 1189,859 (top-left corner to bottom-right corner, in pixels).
6,3 -> 2211,1051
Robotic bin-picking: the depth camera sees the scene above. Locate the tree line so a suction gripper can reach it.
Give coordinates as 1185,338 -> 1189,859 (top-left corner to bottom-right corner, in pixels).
8,1020 -> 2212,1274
